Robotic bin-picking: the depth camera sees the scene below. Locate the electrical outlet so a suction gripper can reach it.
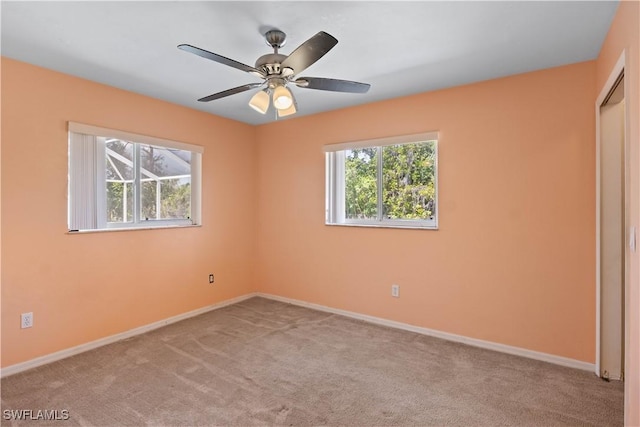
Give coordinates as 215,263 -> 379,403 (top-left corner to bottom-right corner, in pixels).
391,284 -> 400,298
21,312 -> 33,329
209,273 -> 214,284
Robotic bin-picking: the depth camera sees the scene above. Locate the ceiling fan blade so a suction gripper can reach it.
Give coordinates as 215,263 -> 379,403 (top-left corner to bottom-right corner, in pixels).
294,77 -> 370,93
178,44 -> 264,78
198,83 -> 263,102
280,32 -> 338,75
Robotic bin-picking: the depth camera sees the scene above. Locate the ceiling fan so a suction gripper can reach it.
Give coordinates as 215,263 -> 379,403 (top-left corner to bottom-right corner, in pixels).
178,29 -> 371,118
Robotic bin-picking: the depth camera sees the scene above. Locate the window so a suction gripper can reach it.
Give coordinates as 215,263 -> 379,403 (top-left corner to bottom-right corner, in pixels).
325,132 -> 437,229
68,122 -> 202,231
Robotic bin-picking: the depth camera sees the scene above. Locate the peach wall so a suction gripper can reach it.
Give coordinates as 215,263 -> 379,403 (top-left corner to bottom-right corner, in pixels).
1,19 -> 634,422
1,58 -> 257,367
596,1 -> 640,425
256,61 -> 596,363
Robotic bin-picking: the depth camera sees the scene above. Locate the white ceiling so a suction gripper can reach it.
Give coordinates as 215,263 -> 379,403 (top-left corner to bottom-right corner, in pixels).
1,1 -> 618,125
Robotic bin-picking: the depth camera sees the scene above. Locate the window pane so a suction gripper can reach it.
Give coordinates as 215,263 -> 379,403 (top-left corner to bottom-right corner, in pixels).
161,178 -> 191,219
345,148 -> 378,220
140,144 -> 190,178
140,144 -> 191,221
106,181 -> 133,223
382,142 -> 436,220
141,180 -> 157,220
105,139 -> 134,224
105,140 -> 134,180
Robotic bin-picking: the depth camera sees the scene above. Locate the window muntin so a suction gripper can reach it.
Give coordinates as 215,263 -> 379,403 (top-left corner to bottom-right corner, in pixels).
68,123 -> 202,232
326,133 -> 437,229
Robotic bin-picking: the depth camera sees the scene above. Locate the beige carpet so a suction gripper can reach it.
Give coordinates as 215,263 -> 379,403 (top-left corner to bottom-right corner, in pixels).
1,297 -> 623,426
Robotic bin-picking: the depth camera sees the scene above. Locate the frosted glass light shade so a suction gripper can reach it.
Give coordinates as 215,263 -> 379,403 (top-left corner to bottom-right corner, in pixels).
273,86 -> 293,110
277,101 -> 297,117
248,90 -> 269,114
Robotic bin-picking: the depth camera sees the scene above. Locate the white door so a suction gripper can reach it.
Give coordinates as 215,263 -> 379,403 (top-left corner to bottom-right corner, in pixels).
599,76 -> 625,380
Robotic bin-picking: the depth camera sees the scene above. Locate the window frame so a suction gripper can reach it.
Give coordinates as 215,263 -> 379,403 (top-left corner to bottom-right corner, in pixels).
68,122 -> 203,232
325,132 -> 438,230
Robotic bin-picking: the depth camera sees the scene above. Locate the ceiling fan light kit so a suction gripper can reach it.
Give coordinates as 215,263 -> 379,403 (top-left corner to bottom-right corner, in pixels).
178,29 -> 370,118
273,85 -> 293,110
248,89 -> 270,114
277,92 -> 297,118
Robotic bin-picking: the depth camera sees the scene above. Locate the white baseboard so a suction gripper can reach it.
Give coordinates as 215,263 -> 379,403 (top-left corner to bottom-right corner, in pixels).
1,293 -> 258,378
257,293 -> 595,372
2,291 -> 595,377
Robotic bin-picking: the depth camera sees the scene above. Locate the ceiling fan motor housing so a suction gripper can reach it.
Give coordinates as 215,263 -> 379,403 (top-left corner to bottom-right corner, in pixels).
255,53 -> 287,76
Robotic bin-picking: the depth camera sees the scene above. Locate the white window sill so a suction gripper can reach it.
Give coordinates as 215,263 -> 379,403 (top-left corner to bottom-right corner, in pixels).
325,222 -> 438,231
67,224 -> 201,234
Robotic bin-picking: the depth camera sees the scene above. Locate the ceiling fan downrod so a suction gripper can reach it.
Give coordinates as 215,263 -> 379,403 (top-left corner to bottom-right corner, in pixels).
255,29 -> 291,77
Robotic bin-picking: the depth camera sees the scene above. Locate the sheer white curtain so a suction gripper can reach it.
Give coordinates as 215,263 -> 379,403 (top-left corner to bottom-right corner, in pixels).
68,132 -> 105,230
